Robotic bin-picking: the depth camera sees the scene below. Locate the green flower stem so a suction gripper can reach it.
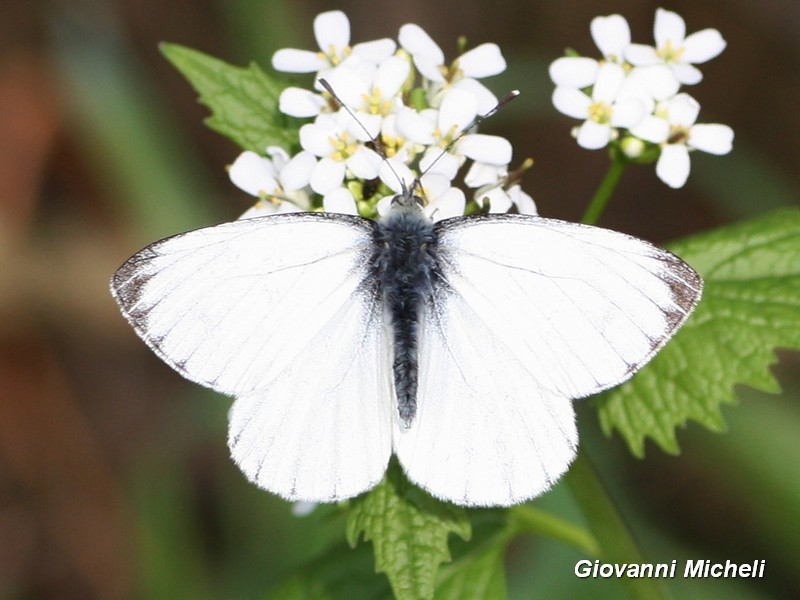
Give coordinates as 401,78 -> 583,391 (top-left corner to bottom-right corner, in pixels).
565,451 -> 670,600
581,150 -> 627,225
509,504 -> 599,557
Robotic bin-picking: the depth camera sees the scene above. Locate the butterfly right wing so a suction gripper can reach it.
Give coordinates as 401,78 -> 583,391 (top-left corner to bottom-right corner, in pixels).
111,213 -> 394,501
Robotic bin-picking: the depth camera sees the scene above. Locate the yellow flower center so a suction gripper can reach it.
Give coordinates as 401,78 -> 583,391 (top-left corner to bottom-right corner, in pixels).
318,44 -> 352,66
588,101 -> 613,124
657,40 -> 685,63
361,87 -> 394,116
329,132 -> 358,161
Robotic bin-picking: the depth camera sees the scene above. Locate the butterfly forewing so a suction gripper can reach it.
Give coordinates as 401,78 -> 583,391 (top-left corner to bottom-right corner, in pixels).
111,213 -> 395,501
395,214 -> 702,506
432,215 -> 702,399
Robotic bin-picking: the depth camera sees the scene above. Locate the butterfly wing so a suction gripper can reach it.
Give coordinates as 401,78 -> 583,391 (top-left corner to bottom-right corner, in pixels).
394,214 -> 702,506
111,213 -> 394,501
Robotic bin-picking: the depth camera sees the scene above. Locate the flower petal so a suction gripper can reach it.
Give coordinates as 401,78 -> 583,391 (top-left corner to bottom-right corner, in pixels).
451,78 -> 498,114
456,43 -> 506,78
590,14 -> 631,60
548,57 -> 599,88
266,146 -> 290,169
670,62 -> 703,85
476,186 -> 512,213
374,55 -> 411,98
667,93 -> 700,127
419,148 -> 460,180
682,29 -> 726,63
629,115 -> 669,143
395,106 -> 436,144
552,86 -> 591,119
464,161 -> 506,188
380,158 -> 416,193
457,134 -> 512,166
279,87 -> 326,117
348,112 -> 382,142
611,97 -> 645,128
279,150 -> 316,191
425,187 -> 465,221
592,62 -> 625,103
272,49 -> 328,73
627,65 -> 680,101
625,43 -> 659,66
324,66 -> 370,109
299,122 -> 334,157
346,146 -> 382,179
438,88 -> 478,132
414,54 -> 445,82
229,151 -> 278,197
656,144 -> 690,188
323,187 -> 359,215
508,185 -> 537,215
352,38 -> 397,63
689,124 -> 733,155
577,120 -> 612,150
314,10 -> 350,54
398,23 -> 444,65
420,173 -> 450,198
310,157 -> 346,194
654,8 -> 686,47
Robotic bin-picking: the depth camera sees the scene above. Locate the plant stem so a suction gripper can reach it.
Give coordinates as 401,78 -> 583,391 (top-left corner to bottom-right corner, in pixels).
581,150 -> 627,225
509,504 -> 599,557
565,451 -> 671,600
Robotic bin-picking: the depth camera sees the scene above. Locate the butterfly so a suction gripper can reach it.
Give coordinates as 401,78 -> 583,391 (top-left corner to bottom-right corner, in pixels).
110,183 -> 702,507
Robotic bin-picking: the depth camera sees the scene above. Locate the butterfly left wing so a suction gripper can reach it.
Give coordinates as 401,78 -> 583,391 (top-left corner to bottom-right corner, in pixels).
111,213 -> 395,501
395,214 -> 702,506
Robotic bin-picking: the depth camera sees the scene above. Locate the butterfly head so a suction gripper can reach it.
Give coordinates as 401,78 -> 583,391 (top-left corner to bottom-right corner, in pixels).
390,178 -> 426,211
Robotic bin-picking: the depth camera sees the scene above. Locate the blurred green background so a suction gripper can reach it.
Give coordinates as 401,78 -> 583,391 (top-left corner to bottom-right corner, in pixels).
0,0 -> 797,598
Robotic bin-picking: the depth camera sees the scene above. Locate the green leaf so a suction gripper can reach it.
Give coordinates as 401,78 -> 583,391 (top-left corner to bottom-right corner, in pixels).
160,43 -> 298,152
346,460 -> 471,600
598,208 -> 800,456
265,540 -> 392,600
434,511 -> 511,600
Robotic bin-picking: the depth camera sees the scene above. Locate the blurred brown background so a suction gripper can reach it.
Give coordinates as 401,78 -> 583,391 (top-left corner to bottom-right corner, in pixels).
1,1 -> 798,598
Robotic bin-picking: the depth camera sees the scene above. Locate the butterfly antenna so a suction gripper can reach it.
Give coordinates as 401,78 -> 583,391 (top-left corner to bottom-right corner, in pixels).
318,78 -> 410,198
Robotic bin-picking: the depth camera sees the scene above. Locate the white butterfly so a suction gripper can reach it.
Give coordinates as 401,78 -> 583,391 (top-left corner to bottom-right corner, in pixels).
110,190 -> 702,507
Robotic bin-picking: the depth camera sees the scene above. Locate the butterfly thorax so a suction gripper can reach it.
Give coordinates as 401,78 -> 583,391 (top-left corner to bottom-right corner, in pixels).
372,199 -> 439,428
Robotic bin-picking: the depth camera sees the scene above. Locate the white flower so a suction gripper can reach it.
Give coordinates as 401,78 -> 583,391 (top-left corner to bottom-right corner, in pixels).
552,62 -> 646,149
230,147 -> 313,216
631,93 -> 733,188
626,8 -> 726,85
321,56 -> 410,137
590,14 -> 631,63
230,12 -> 536,222
299,111 -> 383,194
549,14 -> 631,88
398,23 -> 505,113
272,10 -> 395,73
396,88 -> 512,179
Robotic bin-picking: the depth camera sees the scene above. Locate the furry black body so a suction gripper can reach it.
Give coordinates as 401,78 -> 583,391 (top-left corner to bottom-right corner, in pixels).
371,197 -> 441,428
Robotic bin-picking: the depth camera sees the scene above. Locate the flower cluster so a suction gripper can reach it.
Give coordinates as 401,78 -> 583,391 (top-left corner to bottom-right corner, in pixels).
550,8 -> 733,188
231,10 -> 535,220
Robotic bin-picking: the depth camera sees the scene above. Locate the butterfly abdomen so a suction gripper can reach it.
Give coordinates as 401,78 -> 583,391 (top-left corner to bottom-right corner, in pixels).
372,205 -> 439,428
